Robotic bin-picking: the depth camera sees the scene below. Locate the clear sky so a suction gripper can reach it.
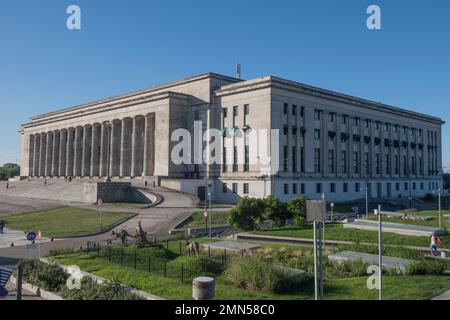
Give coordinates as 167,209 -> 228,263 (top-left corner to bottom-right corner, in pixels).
0,0 -> 449,166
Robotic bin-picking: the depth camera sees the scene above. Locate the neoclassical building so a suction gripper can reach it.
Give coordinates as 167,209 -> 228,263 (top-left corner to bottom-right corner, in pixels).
20,72 -> 444,203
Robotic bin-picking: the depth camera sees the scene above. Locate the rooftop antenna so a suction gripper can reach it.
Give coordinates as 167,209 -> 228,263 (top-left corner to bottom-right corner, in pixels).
236,64 -> 241,80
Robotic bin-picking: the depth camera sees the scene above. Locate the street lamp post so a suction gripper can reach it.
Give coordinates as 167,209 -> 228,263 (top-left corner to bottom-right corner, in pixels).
374,204 -> 382,301
433,188 -> 442,229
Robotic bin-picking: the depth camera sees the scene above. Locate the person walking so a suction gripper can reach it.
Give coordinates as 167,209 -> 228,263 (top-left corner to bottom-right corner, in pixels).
430,232 -> 439,256
0,220 -> 5,234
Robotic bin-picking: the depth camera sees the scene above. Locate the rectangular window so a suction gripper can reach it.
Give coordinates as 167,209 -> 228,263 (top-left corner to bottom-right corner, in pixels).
314,109 -> 321,120
395,155 -> 399,175
283,146 -> 288,172
329,113 -> 335,122
384,123 -> 389,132
330,183 -> 336,193
222,183 -> 228,193
232,183 -> 238,194
375,121 -> 380,130
353,117 -> 359,127
314,148 -> 321,173
222,147 -> 227,172
341,151 -> 347,174
314,129 -> 321,140
233,106 -> 238,117
364,152 -> 370,175
328,150 -> 335,174
223,108 -> 228,118
316,183 -> 322,194
413,182 -> 416,191
233,146 -> 238,172
403,156 -> 408,176
411,156 -> 416,175
353,152 -> 359,174
292,105 -> 297,116
376,154 -> 380,175
283,103 -> 288,115
243,183 -> 249,194
301,183 -> 305,194
300,106 -> 304,117
284,184 -> 289,195
342,115 -> 347,124
300,147 -> 305,173
394,125 -> 398,133
385,154 -> 390,174
355,183 -> 360,193
364,119 -> 370,128
343,183 -> 348,193
292,147 -> 297,172
293,183 -> 298,194
244,145 -> 249,172
420,182 -> 424,190
396,183 -> 400,191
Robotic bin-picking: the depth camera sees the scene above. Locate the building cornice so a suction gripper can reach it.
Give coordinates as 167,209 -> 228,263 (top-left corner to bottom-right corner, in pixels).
216,76 -> 445,125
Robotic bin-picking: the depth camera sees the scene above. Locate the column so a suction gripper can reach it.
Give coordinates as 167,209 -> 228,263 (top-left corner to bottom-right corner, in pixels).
131,116 -> 145,177
74,126 -> 83,177
66,128 -> 75,177
99,122 -> 109,177
120,118 -> 132,177
90,123 -> 101,177
82,125 -> 92,177
58,129 -> 67,176
110,120 -> 121,177
45,132 -> 53,177
39,133 -> 46,177
52,130 -> 60,176
143,114 -> 155,176
28,134 -> 35,177
33,134 -> 40,177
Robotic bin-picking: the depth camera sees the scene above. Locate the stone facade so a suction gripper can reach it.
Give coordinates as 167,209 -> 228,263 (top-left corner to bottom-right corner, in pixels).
20,73 -> 444,203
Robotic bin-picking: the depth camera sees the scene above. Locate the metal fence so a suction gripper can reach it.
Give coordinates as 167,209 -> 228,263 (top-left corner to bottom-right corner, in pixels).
84,239 -> 232,284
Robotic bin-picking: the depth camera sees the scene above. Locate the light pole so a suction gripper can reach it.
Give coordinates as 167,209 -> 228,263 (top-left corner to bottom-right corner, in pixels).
374,204 -> 382,301
321,192 -> 326,247
208,191 -> 212,238
433,188 -> 442,229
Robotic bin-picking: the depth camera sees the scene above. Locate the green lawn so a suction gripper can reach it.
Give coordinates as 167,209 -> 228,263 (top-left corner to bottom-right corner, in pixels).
176,211 -> 229,229
51,252 -> 450,300
105,202 -> 150,209
251,224 -> 450,249
367,210 -> 450,229
4,207 -> 134,238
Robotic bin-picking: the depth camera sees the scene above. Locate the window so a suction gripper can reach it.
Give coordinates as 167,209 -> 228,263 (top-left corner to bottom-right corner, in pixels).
353,152 -> 359,174
395,155 -> 399,175
328,150 -> 335,173
330,183 -> 336,193
411,156 -> 416,175
283,146 -> 288,172
413,182 -> 416,191
233,146 -> 238,172
243,183 -> 249,194
222,147 -> 227,172
403,126 -> 407,134
396,183 -> 400,191
293,183 -> 298,194
404,182 -> 408,191
300,106 -> 305,117
394,125 -> 398,133
292,105 -> 297,116
341,151 -> 347,174
342,115 -> 348,124
284,184 -> 289,195
244,104 -> 249,126
364,119 -> 370,128
300,147 -> 305,173
314,129 -> 321,140
292,147 -> 297,172
420,182 -> 424,190
375,154 -> 380,175
301,183 -> 305,194
329,113 -> 335,122
232,183 -> 238,194
343,183 -> 348,193
355,183 -> 360,193
384,123 -> 389,132
283,103 -> 288,115
364,152 -> 370,175
222,183 -> 228,193
223,108 -> 228,118
353,117 -> 359,127
314,109 -> 321,120
403,156 -> 408,175
419,129 -> 423,137
316,183 -> 322,194
385,154 -> 390,174
233,106 -> 238,117
375,121 -> 380,130
244,145 -> 249,172
314,148 -> 321,173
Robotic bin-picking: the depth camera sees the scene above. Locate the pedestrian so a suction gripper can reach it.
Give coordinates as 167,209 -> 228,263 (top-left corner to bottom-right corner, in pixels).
44,179 -> 47,186
144,180 -> 148,187
0,220 -> 5,234
6,182 -> 9,189
430,232 -> 439,256
69,176 -> 72,182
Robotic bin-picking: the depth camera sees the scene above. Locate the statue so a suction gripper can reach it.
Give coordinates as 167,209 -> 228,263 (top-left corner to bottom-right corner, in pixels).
111,229 -> 133,246
134,221 -> 148,247
185,240 -> 200,257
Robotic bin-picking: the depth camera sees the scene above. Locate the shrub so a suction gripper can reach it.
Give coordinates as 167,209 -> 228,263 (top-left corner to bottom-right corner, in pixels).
19,260 -> 68,292
287,196 -> 307,226
405,259 -> 446,275
61,278 -> 141,300
324,259 -> 370,278
225,257 -> 305,293
263,196 -> 290,227
47,248 -> 77,257
227,197 -> 266,231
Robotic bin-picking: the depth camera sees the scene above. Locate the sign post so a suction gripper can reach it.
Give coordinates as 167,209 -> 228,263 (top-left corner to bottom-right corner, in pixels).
306,200 -> 326,300
26,231 -> 37,260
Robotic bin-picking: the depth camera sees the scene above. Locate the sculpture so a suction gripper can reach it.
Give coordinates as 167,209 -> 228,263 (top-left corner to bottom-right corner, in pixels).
185,240 -> 200,257
111,229 -> 133,246
134,221 -> 148,247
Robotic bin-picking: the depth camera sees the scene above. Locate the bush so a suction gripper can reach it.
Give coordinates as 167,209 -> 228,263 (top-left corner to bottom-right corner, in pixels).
47,248 -> 77,257
61,278 -> 141,300
227,197 -> 266,231
324,260 -> 370,278
406,259 -> 446,275
225,257 -> 304,293
19,260 -> 69,292
287,196 -> 307,226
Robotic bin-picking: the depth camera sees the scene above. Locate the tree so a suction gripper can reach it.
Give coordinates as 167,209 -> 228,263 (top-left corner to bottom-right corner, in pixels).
287,196 -> 307,226
227,197 -> 265,231
263,196 -> 290,227
0,163 -> 20,181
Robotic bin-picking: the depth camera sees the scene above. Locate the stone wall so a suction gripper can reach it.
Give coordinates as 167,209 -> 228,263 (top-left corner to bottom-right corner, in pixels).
83,182 -> 133,204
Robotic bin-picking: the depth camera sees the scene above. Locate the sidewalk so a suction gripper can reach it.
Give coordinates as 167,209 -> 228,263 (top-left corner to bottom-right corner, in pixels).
431,289 -> 450,300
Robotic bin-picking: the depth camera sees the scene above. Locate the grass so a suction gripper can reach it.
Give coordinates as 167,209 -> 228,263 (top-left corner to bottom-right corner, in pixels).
106,202 -> 149,209
176,211 -> 229,229
367,210 -> 450,229
51,252 -> 450,300
251,223 -> 450,249
4,207 -> 133,238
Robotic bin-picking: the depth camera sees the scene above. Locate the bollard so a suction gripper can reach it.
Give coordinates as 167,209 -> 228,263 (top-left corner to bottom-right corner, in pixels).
16,264 -> 23,300
192,277 -> 215,300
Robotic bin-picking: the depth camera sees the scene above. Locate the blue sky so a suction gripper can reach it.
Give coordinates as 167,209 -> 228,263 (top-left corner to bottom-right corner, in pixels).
0,0 -> 449,166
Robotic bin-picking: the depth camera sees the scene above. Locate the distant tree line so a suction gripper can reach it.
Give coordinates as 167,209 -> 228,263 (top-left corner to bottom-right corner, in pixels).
227,196 -> 306,231
0,163 -> 20,181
